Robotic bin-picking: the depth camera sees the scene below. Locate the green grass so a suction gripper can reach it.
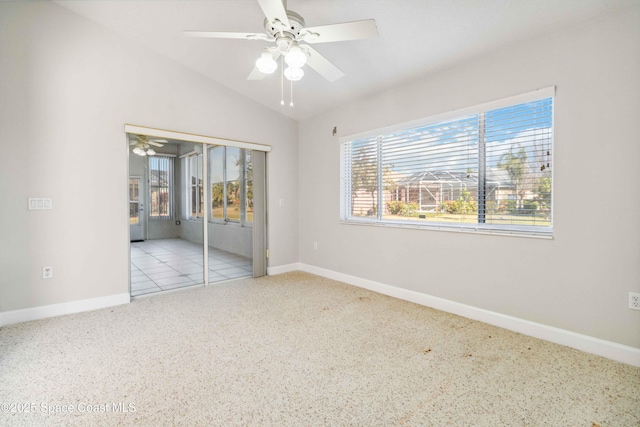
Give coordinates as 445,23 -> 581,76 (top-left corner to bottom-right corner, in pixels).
212,206 -> 253,223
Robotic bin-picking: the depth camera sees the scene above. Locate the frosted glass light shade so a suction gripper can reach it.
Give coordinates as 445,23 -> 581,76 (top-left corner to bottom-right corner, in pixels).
284,66 -> 304,81
256,51 -> 277,74
285,45 -> 307,68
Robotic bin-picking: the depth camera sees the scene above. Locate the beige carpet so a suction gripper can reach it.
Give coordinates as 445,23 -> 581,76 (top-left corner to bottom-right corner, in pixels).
1,272 -> 639,426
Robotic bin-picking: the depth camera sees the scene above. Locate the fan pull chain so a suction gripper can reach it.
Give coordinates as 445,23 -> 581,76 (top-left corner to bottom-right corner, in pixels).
280,56 -> 284,106
290,78 -> 294,108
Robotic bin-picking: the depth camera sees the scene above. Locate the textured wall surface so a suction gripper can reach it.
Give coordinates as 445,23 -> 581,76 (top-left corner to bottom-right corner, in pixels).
298,7 -> 640,348
0,1 -> 298,313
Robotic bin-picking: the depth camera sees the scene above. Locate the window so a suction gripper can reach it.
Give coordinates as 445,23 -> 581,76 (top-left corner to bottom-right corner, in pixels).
129,178 -> 140,224
208,146 -> 253,225
340,88 -> 554,236
225,146 -> 241,221
244,150 -> 253,224
149,156 -> 174,219
183,153 -> 203,219
210,147 -> 225,220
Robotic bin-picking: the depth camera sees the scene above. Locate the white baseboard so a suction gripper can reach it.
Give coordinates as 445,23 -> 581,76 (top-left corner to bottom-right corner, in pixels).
267,262 -> 301,276
297,263 -> 640,367
0,293 -> 130,327
4,266 -> 638,367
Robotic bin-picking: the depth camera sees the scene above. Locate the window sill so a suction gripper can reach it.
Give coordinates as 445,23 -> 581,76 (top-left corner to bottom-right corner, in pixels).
209,220 -> 253,228
340,219 -> 553,239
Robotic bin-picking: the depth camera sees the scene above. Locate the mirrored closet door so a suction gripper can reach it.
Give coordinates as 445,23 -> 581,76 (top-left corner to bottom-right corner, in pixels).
127,126 -> 268,297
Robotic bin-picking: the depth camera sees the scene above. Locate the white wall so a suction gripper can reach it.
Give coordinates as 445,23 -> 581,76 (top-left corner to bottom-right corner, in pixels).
179,220 -> 253,259
0,2 -> 298,314
207,224 -> 253,258
298,8 -> 640,349
2,1 -> 637,356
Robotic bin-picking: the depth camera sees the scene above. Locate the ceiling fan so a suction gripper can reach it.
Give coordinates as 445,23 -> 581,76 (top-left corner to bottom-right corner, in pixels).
129,134 -> 167,156
183,0 -> 378,87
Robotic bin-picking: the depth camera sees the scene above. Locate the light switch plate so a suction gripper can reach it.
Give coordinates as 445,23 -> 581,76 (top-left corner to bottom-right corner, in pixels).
29,198 -> 53,210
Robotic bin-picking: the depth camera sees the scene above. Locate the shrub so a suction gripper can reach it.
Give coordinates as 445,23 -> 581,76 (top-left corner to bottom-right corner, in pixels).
386,201 -> 418,216
522,200 -> 539,215
440,191 -> 477,215
387,200 -> 403,215
402,203 -> 419,216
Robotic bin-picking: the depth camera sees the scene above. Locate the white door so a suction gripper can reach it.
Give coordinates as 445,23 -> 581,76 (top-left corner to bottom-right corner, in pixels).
129,176 -> 144,241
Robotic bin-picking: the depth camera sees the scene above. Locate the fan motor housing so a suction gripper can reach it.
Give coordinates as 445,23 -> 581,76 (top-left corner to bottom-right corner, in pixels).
264,10 -> 305,51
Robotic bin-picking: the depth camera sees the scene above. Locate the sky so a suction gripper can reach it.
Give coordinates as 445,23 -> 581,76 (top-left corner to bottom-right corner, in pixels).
349,97 -> 553,176
209,146 -> 241,183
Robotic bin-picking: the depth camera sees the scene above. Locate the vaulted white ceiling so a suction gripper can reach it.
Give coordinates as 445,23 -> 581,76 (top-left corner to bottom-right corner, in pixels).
55,0 -> 638,121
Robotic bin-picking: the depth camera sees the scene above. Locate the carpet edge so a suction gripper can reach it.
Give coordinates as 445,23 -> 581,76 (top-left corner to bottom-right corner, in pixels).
292,263 -> 640,368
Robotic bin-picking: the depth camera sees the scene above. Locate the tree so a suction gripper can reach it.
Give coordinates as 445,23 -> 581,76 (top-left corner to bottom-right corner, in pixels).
535,173 -> 552,216
244,152 -> 253,209
211,183 -> 224,208
233,150 -> 253,209
350,141 -> 397,216
226,181 -> 239,205
498,147 -> 529,210
350,142 -> 379,215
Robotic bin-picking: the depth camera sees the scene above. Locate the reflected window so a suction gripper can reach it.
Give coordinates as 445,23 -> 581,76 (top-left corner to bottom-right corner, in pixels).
207,146 -> 252,225
183,153 -> 203,219
149,156 -> 173,219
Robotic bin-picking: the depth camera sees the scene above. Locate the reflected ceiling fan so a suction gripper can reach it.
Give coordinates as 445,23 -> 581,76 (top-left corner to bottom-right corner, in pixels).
129,134 -> 167,156
184,0 -> 378,105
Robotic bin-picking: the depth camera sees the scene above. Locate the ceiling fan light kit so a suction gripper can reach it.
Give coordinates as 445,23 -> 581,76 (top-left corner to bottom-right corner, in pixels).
130,134 -> 167,156
284,44 -> 306,68
284,66 -> 303,81
184,0 -> 378,107
132,147 -> 146,156
256,50 -> 278,74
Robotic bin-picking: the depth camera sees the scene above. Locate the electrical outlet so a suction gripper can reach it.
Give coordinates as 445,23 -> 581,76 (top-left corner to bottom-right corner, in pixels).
630,292 -> 640,311
313,241 -> 318,250
43,266 -> 53,279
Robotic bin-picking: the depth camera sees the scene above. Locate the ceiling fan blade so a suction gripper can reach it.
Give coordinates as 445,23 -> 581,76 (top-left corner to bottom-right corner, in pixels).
248,67 -> 267,80
148,141 -> 165,147
129,141 -> 137,146
302,45 -> 345,83
302,19 -> 378,44
256,0 -> 290,28
183,31 -> 268,41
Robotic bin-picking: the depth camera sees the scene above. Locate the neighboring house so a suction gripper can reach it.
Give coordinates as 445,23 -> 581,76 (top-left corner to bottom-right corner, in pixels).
391,169 -> 517,212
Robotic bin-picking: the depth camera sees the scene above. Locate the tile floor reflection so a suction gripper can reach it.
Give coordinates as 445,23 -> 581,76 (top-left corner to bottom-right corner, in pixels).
130,238 -> 252,297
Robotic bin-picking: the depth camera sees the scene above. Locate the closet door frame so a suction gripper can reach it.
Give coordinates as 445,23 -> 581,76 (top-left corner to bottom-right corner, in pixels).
126,124 -> 270,286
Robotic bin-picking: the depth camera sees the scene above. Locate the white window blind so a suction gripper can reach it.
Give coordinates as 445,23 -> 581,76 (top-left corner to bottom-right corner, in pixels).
340,88 -> 554,237
244,150 -> 253,224
149,156 -> 173,219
